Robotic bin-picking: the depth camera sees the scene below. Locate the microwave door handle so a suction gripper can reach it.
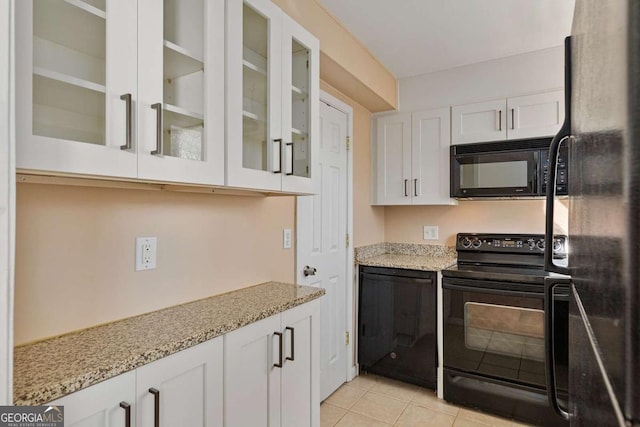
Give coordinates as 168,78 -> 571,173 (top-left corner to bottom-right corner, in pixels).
544,277 -> 571,421
545,36 -> 572,275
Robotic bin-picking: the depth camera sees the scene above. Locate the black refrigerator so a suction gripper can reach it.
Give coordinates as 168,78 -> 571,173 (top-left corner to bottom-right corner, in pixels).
544,0 -> 640,426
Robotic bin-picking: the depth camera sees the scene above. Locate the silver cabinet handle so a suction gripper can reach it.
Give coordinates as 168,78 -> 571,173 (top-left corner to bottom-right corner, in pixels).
511,108 -> 515,129
498,110 -> 502,131
148,388 -> 160,427
414,178 -> 418,197
273,139 -> 282,173
119,402 -> 131,427
285,326 -> 295,361
120,94 -> 132,150
285,142 -> 294,176
150,103 -> 163,155
274,332 -> 283,368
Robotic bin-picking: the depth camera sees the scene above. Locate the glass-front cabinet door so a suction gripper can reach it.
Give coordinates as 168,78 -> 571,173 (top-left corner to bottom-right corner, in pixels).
138,0 -> 224,185
227,0 -> 283,191
226,0 -> 318,193
16,0 -> 138,178
280,15 -> 319,194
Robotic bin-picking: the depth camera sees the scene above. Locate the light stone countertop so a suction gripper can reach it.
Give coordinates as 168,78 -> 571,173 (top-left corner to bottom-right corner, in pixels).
13,281 -> 324,406
355,242 -> 457,272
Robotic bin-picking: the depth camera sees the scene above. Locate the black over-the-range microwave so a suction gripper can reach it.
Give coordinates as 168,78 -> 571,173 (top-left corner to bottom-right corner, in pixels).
450,137 -> 568,198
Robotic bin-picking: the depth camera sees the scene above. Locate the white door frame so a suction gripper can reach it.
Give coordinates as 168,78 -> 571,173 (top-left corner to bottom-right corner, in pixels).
0,0 -> 15,405
297,90 -> 356,382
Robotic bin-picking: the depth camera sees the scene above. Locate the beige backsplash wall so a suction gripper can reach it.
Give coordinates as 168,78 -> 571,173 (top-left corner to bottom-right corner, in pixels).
14,184 -> 295,345
385,200 -> 569,246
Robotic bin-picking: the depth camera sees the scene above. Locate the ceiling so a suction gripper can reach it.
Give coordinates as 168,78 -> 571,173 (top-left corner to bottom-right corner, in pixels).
318,0 -> 575,79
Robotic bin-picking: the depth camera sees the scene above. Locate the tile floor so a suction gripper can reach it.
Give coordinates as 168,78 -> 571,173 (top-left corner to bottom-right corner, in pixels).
321,374 -> 532,427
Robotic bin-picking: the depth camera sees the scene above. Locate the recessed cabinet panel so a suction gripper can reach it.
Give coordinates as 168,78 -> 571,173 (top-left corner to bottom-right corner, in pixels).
412,108 -> 454,205
17,0 -> 138,177
375,113 -> 412,205
451,99 -> 506,145
507,90 -> 564,140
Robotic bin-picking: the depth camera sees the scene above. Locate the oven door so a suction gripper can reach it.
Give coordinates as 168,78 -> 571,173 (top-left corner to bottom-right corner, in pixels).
443,277 -> 568,392
451,145 -> 539,197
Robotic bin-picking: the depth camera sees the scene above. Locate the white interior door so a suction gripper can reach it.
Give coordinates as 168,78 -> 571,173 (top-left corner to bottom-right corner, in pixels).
297,101 -> 348,401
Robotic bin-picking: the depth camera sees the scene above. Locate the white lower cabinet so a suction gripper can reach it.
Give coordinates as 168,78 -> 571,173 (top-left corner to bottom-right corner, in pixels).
48,337 -> 223,427
224,300 -> 320,427
136,337 -> 223,427
46,302 -> 320,427
49,371 -> 136,427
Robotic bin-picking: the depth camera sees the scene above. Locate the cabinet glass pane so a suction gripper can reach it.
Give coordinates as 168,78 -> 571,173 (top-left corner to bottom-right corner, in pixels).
242,4 -> 269,171
163,0 -> 204,161
32,0 -> 106,145
290,39 -> 310,178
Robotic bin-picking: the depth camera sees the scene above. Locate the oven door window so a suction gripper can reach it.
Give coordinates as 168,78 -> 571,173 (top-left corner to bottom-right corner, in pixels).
465,302 -> 544,361
444,286 -> 547,389
452,151 -> 537,197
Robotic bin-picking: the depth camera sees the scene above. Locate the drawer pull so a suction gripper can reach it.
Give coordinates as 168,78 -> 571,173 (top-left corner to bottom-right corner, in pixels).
274,332 -> 283,368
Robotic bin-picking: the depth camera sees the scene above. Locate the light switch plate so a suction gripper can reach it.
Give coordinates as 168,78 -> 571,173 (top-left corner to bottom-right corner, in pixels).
423,226 -> 439,240
283,229 -> 292,249
136,237 -> 157,271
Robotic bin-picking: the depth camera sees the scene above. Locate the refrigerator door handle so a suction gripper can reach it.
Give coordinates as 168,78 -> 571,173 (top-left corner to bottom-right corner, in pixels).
545,36 -> 572,275
544,276 -> 571,421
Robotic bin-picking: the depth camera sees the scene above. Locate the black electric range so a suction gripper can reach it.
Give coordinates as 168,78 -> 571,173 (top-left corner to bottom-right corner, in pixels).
441,233 -> 569,427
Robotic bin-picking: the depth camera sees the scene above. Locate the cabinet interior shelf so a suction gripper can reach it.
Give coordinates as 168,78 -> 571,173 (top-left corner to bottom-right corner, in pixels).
242,110 -> 265,123
63,0 -> 106,19
243,46 -> 267,76
164,103 -> 204,127
291,127 -> 307,139
291,85 -> 307,100
164,40 -> 204,80
33,67 -> 106,94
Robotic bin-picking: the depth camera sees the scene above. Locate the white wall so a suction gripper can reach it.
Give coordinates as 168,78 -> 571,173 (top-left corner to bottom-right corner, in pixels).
398,46 -> 564,112
0,0 -> 15,405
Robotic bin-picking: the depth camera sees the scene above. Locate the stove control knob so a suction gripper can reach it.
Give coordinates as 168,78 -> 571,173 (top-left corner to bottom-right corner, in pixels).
536,239 -> 545,250
553,239 -> 563,252
528,240 -> 536,250
471,238 -> 482,249
461,237 -> 472,248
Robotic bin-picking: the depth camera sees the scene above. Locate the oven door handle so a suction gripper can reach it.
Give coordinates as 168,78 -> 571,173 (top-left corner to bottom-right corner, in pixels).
442,282 -> 542,299
544,276 -> 571,421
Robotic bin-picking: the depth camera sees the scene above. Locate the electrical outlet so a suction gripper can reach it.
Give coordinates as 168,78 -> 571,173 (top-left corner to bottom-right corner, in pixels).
135,237 -> 157,271
283,229 -> 292,249
423,226 -> 439,240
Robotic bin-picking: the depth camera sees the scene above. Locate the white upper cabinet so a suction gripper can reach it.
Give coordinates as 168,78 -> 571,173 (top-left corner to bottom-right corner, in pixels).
226,0 -> 319,193
506,90 -> 564,140
16,0 -> 138,178
451,90 -> 564,144
411,108 -> 453,205
374,109 -> 455,206
451,99 -> 506,145
16,0 -> 225,185
375,113 -> 412,205
137,0 -> 225,185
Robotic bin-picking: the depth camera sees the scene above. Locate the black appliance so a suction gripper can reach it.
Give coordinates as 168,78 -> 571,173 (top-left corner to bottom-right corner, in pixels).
543,2 -> 640,426
442,233 -> 569,426
450,137 -> 568,198
358,266 -> 437,389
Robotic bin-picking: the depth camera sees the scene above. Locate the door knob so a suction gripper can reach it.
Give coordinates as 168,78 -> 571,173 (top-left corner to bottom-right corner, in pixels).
303,266 -> 317,277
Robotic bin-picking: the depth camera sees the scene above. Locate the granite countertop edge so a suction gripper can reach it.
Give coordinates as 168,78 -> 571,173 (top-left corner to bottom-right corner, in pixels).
14,282 -> 324,406
355,243 -> 458,272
